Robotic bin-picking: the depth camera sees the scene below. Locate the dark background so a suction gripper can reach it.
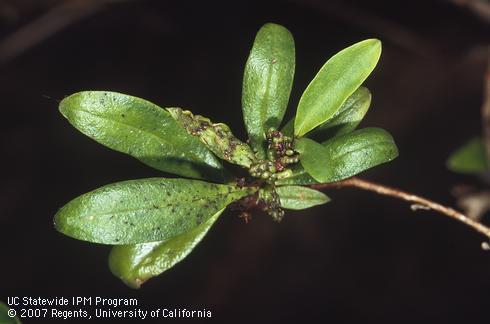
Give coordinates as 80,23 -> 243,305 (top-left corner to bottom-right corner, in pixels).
1,0 -> 489,323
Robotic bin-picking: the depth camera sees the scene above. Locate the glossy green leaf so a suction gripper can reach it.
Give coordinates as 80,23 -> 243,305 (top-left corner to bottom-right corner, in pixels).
60,91 -> 226,181
167,108 -> 256,168
294,39 -> 381,137
281,86 -> 371,138
242,23 -> 295,158
293,128 -> 398,183
54,178 -> 255,245
447,137 -> 488,174
276,186 -> 330,210
0,301 -> 21,324
109,208 -> 224,289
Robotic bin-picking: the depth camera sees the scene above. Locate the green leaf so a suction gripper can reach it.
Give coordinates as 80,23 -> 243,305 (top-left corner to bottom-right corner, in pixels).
60,91 -> 226,181
276,186 -> 330,210
447,137 -> 488,174
281,86 -> 371,138
167,108 -> 256,168
0,301 -> 21,324
293,128 -> 398,183
294,39 -> 381,137
274,164 -> 320,186
109,208 -> 224,289
54,178 -> 255,245
242,23 -> 295,158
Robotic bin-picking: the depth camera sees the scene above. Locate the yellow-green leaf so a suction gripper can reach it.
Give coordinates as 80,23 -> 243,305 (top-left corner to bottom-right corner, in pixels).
282,86 -> 371,139
294,39 -> 381,137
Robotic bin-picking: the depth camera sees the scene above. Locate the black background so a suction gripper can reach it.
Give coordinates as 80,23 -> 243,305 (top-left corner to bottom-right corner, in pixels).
1,0 -> 489,323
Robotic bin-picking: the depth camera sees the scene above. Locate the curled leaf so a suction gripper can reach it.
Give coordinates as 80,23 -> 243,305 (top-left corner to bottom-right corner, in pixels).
54,178 -> 255,245
60,91 -> 225,181
109,208 -> 224,289
167,108 -> 256,168
242,23 -> 295,158
294,39 -> 381,137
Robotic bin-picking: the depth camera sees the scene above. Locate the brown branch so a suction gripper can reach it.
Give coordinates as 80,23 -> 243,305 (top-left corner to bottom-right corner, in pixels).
311,177 -> 490,241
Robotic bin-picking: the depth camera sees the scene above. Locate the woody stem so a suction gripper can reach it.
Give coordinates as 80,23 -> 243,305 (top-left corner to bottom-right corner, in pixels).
311,177 -> 490,240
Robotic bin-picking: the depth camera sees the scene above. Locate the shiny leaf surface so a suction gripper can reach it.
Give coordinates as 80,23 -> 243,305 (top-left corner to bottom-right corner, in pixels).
293,128 -> 398,183
281,86 -> 371,139
242,23 -> 295,158
60,91 -> 225,181
55,178 -> 255,244
294,39 -> 381,137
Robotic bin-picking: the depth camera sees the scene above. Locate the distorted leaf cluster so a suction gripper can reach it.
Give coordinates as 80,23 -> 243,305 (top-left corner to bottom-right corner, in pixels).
55,23 -> 398,288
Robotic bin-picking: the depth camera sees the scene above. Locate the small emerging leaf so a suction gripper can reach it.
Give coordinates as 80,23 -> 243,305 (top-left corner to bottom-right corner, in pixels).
60,91 -> 226,181
167,108 -> 256,168
447,137 -> 488,174
293,128 -> 398,183
274,163 -> 320,186
276,186 -> 330,210
242,23 -> 295,158
0,301 -> 21,324
54,178 -> 255,245
294,39 -> 381,137
282,86 -> 371,139
109,208 -> 224,289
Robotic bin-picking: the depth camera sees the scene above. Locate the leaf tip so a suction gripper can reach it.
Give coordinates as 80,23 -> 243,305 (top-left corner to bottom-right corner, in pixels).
53,209 -> 67,234
58,95 -> 72,118
365,38 -> 382,59
261,22 -> 291,33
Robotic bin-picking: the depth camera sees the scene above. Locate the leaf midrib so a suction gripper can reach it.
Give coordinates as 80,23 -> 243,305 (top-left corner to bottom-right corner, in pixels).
260,58 -> 274,131
328,140 -> 395,163
74,108 -> 208,163
74,189 -> 246,219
